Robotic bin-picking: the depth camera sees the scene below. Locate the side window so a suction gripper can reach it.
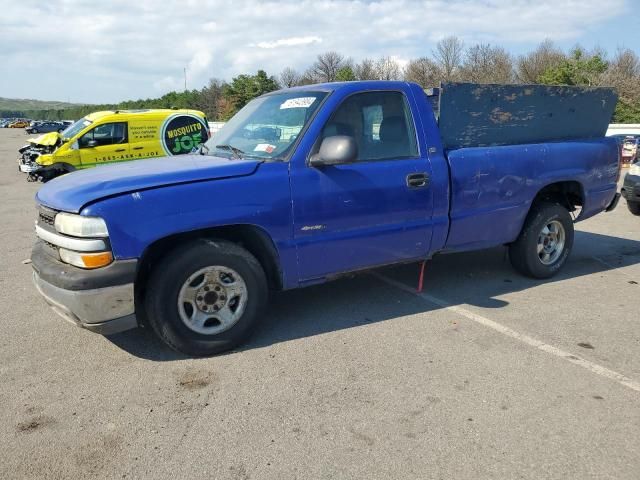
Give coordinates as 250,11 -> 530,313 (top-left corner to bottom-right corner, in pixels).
321,91 -> 418,161
79,122 -> 128,148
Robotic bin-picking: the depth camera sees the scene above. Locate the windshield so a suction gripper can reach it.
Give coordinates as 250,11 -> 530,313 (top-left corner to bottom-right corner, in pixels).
203,91 -> 328,160
61,117 -> 92,140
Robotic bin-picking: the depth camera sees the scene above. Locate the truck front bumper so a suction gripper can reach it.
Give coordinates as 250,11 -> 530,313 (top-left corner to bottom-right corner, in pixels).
19,161 -> 40,173
31,242 -> 138,335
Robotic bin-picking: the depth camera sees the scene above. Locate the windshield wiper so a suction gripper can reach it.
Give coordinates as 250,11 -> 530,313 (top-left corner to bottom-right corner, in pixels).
215,144 -> 245,159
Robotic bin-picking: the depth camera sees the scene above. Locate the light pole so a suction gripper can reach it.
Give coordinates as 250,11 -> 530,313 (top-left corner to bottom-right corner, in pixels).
184,67 -> 187,91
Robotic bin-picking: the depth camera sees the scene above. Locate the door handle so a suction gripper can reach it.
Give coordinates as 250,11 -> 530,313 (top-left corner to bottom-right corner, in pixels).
115,148 -> 126,152
132,146 -> 144,150
406,172 -> 429,188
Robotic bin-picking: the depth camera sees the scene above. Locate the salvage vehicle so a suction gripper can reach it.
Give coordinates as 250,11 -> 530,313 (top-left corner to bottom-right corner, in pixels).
18,109 -> 209,181
621,161 -> 640,215
30,81 -> 621,356
620,136 -> 639,165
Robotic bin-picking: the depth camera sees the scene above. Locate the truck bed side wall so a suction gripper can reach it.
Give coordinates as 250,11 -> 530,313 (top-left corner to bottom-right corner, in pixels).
443,138 -> 619,252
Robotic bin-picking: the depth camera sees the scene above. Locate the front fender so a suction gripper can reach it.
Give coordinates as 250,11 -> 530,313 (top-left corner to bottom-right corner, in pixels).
81,162 -> 301,289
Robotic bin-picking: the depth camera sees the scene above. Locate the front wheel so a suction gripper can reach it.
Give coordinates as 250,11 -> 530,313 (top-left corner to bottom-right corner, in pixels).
145,239 -> 268,356
627,201 -> 640,216
509,202 -> 574,279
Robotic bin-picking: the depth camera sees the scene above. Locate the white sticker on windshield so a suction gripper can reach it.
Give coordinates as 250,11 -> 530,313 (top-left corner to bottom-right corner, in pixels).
254,143 -> 276,153
280,97 -> 316,109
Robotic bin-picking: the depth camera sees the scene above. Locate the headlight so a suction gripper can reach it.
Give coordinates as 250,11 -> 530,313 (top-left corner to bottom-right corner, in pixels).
59,248 -> 113,269
629,164 -> 640,176
54,212 -> 108,237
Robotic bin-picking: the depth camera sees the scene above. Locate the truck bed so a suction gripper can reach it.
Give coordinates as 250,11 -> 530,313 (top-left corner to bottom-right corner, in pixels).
442,137 -> 620,252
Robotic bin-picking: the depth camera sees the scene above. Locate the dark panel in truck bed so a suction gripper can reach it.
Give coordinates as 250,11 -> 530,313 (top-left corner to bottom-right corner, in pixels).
438,82 -> 618,150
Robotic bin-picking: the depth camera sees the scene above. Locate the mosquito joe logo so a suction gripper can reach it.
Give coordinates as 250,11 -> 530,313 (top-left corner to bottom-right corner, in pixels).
161,115 -> 208,155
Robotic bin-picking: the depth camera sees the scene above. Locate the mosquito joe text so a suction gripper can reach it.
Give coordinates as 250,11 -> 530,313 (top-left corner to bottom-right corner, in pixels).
165,121 -> 205,154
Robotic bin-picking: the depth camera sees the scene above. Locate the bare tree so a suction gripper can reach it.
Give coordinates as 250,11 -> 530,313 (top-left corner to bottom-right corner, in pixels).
375,56 -> 401,80
310,51 -> 346,82
601,48 -> 640,104
404,57 -> 441,87
299,69 -> 320,85
354,58 -> 378,80
515,39 -> 565,83
433,36 -> 464,82
460,43 -> 514,84
279,67 -> 301,88
607,48 -> 640,78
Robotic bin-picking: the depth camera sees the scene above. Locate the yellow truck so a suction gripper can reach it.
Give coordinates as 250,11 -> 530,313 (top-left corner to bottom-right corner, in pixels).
18,109 -> 209,181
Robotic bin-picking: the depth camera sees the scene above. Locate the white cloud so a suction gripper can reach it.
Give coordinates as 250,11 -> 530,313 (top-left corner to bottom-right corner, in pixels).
254,36 -> 322,49
153,76 -> 181,92
0,0 -> 631,103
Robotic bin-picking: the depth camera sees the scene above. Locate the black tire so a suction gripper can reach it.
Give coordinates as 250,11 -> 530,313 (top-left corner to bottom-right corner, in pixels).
145,239 -> 268,356
627,201 -> 640,216
509,202 -> 574,279
39,170 -> 59,183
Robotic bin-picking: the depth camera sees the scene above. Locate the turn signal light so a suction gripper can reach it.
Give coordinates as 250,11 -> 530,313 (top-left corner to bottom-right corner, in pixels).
59,249 -> 113,269
81,252 -> 114,269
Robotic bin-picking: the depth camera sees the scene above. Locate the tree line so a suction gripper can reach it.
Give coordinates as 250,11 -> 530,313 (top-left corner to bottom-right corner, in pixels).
9,37 -> 640,123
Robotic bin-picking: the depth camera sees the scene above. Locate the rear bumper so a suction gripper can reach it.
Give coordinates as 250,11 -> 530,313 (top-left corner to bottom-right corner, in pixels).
605,192 -> 620,212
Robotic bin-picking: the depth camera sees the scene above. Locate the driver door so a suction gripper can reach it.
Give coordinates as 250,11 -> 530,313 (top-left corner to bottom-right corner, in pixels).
290,89 -> 434,281
78,122 -> 129,167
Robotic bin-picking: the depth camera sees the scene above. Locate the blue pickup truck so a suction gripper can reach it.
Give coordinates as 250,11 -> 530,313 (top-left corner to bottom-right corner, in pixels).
31,81 -> 621,355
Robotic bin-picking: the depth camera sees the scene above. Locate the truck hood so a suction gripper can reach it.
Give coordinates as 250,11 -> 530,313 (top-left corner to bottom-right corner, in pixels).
36,154 -> 262,213
28,132 -> 61,147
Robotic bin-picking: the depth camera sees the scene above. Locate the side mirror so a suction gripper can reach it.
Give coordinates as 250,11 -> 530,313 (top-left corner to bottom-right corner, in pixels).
310,135 -> 357,167
86,139 -> 98,148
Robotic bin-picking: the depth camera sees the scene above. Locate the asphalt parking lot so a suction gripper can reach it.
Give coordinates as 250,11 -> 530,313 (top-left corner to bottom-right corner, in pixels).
0,127 -> 638,479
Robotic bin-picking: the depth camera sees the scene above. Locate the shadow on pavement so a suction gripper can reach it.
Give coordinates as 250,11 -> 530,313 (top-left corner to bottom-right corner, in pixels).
106,230 -> 640,360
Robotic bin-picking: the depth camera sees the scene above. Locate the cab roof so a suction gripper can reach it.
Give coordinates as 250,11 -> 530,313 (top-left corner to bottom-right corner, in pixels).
84,108 -> 205,122
267,80 -> 415,95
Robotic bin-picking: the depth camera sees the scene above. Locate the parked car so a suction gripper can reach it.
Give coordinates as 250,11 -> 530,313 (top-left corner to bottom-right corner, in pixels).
620,136 -> 639,165
621,161 -> 640,215
25,121 -> 66,134
9,120 -> 29,128
18,109 -> 209,181
30,81 -> 620,356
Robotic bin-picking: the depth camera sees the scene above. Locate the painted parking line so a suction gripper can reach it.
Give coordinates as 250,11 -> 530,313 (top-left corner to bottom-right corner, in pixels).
592,255 -> 639,281
372,272 -> 640,393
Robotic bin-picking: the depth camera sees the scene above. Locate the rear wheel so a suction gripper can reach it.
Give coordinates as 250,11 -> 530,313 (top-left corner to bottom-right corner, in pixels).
145,239 -> 268,356
509,202 -> 574,279
627,201 -> 640,216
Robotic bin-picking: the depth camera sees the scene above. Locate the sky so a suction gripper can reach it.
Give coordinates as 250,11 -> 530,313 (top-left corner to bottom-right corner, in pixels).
0,0 -> 638,104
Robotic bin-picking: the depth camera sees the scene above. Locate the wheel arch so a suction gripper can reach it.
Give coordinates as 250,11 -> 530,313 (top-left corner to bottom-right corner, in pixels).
508,180 -> 584,246
532,180 -> 584,213
135,224 -> 283,300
